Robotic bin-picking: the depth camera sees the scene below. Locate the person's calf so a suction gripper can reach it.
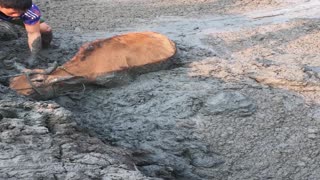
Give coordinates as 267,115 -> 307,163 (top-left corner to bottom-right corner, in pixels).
40,22 -> 52,48
41,30 -> 52,48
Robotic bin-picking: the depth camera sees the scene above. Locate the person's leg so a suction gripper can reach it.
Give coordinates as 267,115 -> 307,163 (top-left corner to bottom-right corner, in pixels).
8,18 -> 53,48
39,22 -> 51,33
39,22 -> 52,48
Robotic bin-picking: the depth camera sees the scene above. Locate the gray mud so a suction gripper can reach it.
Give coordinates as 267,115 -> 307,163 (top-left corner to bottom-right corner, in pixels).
1,0 -> 320,179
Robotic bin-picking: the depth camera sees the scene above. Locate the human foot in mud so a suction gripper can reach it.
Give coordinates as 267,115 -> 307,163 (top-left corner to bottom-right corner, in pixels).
41,30 -> 53,48
0,0 -> 53,69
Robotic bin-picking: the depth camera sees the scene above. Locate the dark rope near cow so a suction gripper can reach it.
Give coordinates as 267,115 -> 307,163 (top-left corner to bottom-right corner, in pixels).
2,63 -> 86,99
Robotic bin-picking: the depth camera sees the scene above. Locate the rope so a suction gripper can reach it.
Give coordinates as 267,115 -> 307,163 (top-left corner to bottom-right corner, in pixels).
24,72 -> 45,98
57,65 -> 87,98
2,65 -> 87,99
58,66 -> 78,76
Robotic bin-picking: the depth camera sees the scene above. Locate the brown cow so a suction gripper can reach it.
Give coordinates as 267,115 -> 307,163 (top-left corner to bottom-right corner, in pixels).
9,32 -> 176,99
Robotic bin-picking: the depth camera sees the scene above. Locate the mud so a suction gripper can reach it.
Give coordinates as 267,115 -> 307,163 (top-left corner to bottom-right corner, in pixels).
1,0 -> 320,179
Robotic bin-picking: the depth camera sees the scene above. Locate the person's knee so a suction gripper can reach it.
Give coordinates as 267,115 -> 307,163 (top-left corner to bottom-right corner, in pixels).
40,22 -> 52,33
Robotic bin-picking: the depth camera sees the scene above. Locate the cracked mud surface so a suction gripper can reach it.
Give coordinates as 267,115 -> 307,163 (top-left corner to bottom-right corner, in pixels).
0,85 -> 154,179
1,0 -> 320,179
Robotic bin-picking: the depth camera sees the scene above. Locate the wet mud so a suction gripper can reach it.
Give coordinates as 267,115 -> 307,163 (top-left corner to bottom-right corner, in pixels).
1,0 -> 320,179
